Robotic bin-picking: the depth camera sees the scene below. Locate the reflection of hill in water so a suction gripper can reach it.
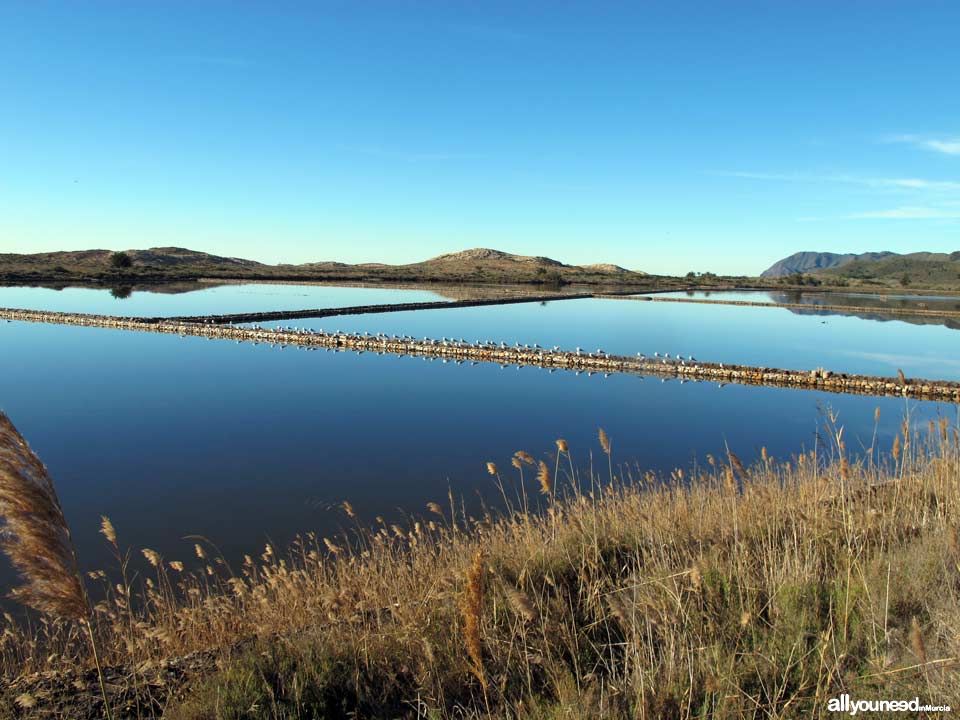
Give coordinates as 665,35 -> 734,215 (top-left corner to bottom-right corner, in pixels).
787,306 -> 960,331
7,280 -> 227,296
6,280 -> 584,304
768,290 -> 960,314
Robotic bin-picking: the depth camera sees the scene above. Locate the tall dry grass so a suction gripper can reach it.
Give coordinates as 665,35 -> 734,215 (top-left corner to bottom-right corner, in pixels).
1,411 -> 959,718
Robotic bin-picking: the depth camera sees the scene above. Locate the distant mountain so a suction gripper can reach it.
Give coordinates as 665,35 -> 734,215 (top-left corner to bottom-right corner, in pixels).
761,251 -> 895,278
0,247 -> 264,272
762,249 -> 960,288
0,246 -> 648,285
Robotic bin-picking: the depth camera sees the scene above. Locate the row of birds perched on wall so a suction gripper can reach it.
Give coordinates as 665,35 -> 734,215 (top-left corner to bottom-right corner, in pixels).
217,324 -> 716,368
206,323 -> 733,386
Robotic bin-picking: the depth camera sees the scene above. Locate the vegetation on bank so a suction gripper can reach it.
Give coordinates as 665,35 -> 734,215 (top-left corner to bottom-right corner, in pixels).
13,245 -> 960,292
1,412 -> 959,718
4,246 -> 960,291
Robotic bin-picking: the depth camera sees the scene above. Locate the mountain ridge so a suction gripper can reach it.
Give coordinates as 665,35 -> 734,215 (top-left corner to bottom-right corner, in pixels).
761,251 -> 896,277
0,246 -> 650,285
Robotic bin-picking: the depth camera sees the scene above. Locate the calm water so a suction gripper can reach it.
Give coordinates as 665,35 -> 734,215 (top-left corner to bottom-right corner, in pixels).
0,282 -> 447,317
258,298 -> 960,381
0,285 -> 958,591
650,289 -> 960,313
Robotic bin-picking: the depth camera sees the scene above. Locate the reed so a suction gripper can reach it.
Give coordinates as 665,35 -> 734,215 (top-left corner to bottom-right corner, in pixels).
0,412 -> 113,720
1,412 -> 959,718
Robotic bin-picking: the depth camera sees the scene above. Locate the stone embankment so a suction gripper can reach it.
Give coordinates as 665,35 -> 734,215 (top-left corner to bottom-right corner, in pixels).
599,294 -> 960,319
151,293 -> 593,324
4,307 -> 959,402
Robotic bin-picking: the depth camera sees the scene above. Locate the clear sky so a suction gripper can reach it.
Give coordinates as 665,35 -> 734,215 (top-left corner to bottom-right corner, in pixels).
1,1 -> 958,275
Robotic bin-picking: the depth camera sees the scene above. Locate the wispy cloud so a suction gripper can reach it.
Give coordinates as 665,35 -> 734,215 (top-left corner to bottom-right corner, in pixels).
884,134 -> 960,156
845,206 -> 960,220
720,170 -> 960,222
718,170 -> 960,192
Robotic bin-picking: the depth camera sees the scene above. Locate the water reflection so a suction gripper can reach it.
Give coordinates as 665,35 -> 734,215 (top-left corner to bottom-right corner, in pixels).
258,298 -> 960,381
0,318 -> 955,591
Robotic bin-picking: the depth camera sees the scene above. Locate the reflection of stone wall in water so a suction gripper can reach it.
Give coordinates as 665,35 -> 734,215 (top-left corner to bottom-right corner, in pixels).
787,307 -> 960,331
3,306 -> 960,402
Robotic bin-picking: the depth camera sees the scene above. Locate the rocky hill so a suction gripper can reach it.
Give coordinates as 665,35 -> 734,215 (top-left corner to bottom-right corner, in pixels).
762,250 -> 960,289
760,251 -> 895,278
0,246 -> 649,286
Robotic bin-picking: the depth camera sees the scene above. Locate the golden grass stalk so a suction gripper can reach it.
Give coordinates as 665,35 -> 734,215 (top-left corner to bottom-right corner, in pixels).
0,412 -> 114,720
99,516 -> 117,546
506,586 -> 538,622
514,451 -> 534,466
0,413 -> 87,619
460,548 -> 487,689
598,427 -> 611,455
537,461 -> 552,496
555,438 -> 569,453
910,616 -> 927,667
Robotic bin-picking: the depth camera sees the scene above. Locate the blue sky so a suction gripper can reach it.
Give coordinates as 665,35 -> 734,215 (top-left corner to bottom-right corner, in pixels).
1,1 -> 958,275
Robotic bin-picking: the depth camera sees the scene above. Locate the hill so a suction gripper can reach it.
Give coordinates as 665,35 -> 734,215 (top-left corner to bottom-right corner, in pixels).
763,249 -> 960,288
0,246 -> 650,287
819,252 -> 960,286
760,251 -> 895,277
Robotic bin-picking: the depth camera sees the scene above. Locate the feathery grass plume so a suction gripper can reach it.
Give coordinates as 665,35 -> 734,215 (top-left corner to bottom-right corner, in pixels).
14,693 -> 36,709
0,413 -> 87,620
0,412 -> 114,720
537,461 -> 552,495
514,451 -> 534,466
426,502 -> 444,516
142,548 -> 161,568
728,451 -> 748,480
341,501 -> 355,518
323,538 -> 342,555
194,543 -> 207,560
941,417 -> 950,443
892,434 -> 901,462
874,406 -> 881,424
909,617 -> 927,667
598,427 -> 611,455
723,466 -> 737,495
506,586 -> 538,622
99,516 -> 117,546
486,462 -> 497,476
897,368 -> 907,387
948,526 -> 960,565
688,566 -> 702,590
555,438 -> 569,453
460,548 -> 487,689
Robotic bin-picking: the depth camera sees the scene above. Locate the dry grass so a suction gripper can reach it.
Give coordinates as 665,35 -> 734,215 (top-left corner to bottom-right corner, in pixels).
1,413 -> 959,718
